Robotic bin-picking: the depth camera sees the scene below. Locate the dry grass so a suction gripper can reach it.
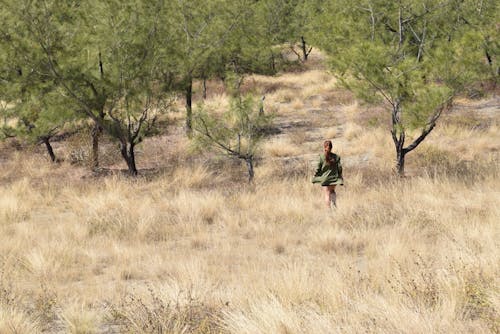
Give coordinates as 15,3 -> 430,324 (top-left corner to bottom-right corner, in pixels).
0,62 -> 499,333
249,70 -> 338,118
262,137 -> 303,158
1,162 -> 498,333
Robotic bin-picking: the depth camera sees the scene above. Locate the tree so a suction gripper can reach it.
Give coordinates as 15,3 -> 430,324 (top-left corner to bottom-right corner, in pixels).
12,87 -> 77,162
0,8 -> 76,160
458,0 -> 499,89
2,0 -> 173,175
288,0 -> 321,62
227,0 -> 298,75
165,0 -> 252,135
312,0 -> 497,175
1,38 -> 76,161
87,0 -> 173,175
254,0 -> 298,68
193,91 -> 273,182
0,36 -> 17,140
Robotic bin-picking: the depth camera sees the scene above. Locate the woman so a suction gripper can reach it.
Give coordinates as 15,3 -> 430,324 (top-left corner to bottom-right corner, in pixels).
312,140 -> 343,208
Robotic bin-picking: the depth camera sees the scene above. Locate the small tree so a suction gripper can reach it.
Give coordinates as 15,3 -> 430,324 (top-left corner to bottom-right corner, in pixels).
0,22 -> 77,161
12,89 -> 77,162
193,94 -> 273,182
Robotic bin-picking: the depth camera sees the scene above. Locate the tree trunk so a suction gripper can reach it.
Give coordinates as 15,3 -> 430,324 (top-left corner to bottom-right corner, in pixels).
91,109 -> 105,169
270,53 -> 276,73
202,77 -> 207,100
396,148 -> 407,176
245,157 -> 254,182
91,122 -> 100,169
120,142 -> 138,176
391,102 -> 406,176
485,48 -> 499,80
42,137 -> 56,162
92,53 -> 105,169
185,76 -> 193,136
301,36 -> 309,61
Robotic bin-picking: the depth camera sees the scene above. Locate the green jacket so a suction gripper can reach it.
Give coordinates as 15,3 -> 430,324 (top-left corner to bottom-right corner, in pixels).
312,153 -> 343,186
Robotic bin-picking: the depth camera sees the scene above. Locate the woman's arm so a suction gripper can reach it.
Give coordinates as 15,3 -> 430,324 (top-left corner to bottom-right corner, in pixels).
337,156 -> 343,179
314,155 -> 324,177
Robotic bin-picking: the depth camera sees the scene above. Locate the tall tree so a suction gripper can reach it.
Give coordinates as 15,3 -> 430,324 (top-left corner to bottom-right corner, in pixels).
286,0 -> 319,61
227,0 -> 299,75
312,0 -> 497,175
165,0 -> 251,135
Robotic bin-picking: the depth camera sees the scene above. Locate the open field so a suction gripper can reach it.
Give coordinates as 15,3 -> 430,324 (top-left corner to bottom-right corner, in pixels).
0,53 -> 499,333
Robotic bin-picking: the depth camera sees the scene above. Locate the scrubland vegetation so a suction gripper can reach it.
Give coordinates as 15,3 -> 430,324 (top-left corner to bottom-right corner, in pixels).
1,55 -> 499,332
1,0 -> 499,332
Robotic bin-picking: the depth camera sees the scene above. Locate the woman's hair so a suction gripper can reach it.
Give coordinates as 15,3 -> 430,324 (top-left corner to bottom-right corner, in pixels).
323,140 -> 335,166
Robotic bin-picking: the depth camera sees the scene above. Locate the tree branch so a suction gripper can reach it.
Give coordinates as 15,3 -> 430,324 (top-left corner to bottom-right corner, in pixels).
404,95 -> 453,153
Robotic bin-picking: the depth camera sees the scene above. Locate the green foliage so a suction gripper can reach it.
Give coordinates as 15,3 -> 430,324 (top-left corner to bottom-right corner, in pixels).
0,101 -> 16,140
161,0 -> 256,86
311,0 -> 498,173
222,0 -> 307,76
194,95 -> 272,157
1,0 -> 175,172
193,92 -> 273,181
313,0 -> 496,124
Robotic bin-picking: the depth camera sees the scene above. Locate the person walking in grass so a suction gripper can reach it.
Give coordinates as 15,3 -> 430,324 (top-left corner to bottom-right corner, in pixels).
312,140 -> 344,208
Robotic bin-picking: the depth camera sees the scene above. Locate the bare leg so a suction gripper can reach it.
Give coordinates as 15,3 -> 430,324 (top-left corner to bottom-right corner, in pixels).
327,185 -> 337,208
323,185 -> 336,208
330,189 -> 337,208
323,186 -> 330,208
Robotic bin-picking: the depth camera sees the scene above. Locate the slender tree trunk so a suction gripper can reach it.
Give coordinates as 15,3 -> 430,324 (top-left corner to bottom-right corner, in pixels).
202,77 -> 207,100
391,101 -> 406,176
301,36 -> 312,61
245,157 -> 254,182
396,148 -> 407,176
417,20 -> 427,62
270,53 -> 276,73
301,36 -> 307,60
42,137 -> 56,162
185,76 -> 193,136
398,5 -> 403,49
91,108 -> 105,169
368,6 -> 375,41
485,48 -> 499,81
485,49 -> 493,68
92,52 -> 106,170
91,123 -> 100,169
120,142 -> 138,176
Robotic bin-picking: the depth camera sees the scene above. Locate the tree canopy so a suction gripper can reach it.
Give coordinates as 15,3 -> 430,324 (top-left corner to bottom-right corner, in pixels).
0,0 -> 496,177
311,0 -> 498,174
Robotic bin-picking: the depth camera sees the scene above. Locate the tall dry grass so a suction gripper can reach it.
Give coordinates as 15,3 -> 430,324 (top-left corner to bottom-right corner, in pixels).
0,151 -> 498,333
